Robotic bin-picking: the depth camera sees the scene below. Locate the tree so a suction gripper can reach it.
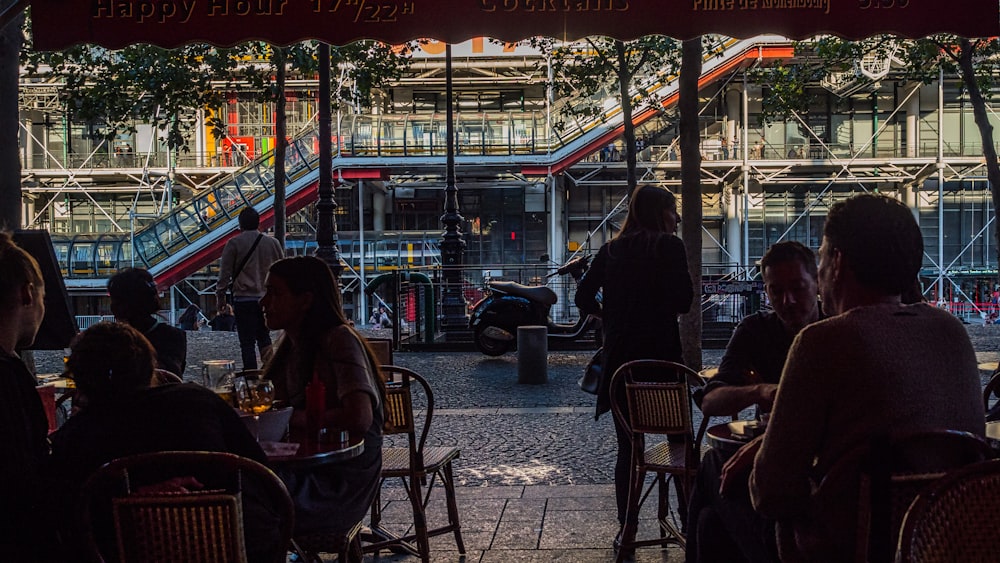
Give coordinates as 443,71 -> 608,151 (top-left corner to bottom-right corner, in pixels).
532,35 -> 681,191
753,36 -> 1000,264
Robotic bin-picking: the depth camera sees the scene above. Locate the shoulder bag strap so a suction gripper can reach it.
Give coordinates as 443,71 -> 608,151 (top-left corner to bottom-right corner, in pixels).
229,233 -> 264,290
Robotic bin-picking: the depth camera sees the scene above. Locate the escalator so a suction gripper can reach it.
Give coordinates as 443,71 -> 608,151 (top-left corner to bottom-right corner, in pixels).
58,35 -> 793,290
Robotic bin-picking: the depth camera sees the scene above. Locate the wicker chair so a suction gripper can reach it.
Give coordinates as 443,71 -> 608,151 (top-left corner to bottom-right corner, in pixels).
365,365 -> 464,562
896,458 -> 1000,562
79,451 -> 294,563
811,430 -> 994,563
610,359 -> 701,563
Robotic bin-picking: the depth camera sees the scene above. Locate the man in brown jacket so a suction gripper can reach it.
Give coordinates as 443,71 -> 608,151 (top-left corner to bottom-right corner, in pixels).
216,207 -> 284,369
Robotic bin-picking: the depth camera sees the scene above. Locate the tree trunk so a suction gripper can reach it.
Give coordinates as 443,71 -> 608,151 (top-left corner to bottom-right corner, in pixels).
958,39 -> 1000,269
273,46 -> 287,252
615,40 -> 638,191
0,5 -> 23,230
679,37 -> 703,371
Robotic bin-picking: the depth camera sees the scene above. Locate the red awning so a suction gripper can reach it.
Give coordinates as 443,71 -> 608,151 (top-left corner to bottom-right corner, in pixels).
31,0 -> 1000,51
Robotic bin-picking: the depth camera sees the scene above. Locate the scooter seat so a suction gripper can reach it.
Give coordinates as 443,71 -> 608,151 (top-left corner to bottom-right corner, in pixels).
489,281 -> 558,306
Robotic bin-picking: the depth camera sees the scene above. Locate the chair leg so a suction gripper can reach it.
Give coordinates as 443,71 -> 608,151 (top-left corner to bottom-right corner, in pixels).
441,462 -> 466,554
406,473 -> 431,563
657,475 -> 668,539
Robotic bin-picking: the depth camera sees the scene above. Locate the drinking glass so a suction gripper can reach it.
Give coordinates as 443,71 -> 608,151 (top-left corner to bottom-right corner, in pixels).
235,377 -> 275,440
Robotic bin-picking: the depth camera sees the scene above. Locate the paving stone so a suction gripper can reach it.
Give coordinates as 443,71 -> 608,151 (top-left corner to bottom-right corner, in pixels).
499,498 -> 547,522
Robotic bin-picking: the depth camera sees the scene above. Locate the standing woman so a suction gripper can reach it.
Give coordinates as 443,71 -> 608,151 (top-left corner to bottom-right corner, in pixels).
575,184 -> 694,549
108,268 -> 187,377
260,256 -> 386,537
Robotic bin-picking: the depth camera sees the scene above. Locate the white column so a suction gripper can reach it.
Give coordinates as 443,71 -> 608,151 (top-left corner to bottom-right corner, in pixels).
549,174 -> 566,266
372,189 -> 386,232
905,83 -> 920,158
726,89 -> 741,157
358,179 -> 366,324
726,182 -> 742,276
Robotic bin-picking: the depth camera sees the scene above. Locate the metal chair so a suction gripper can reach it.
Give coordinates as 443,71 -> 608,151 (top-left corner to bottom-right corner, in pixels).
79,451 -> 294,563
365,365 -> 464,562
811,430 -> 994,563
610,359 -> 701,562
897,458 -> 1000,562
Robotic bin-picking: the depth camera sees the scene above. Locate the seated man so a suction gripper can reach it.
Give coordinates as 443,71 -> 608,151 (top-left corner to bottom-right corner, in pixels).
745,194 -> 984,562
687,241 -> 821,563
49,322 -> 280,563
701,240 -> 821,418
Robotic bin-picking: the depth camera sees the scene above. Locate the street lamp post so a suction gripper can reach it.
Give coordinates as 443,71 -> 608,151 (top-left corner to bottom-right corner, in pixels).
439,44 -> 468,330
315,42 -> 343,278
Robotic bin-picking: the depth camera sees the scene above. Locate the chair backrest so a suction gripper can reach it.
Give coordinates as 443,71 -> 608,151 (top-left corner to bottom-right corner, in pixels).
80,451 -> 295,563
897,458 -> 1000,562
380,365 -> 435,469
815,429 -> 994,563
367,338 -> 394,366
151,368 -> 183,386
983,367 -> 1000,412
113,490 -> 246,562
609,360 -> 697,446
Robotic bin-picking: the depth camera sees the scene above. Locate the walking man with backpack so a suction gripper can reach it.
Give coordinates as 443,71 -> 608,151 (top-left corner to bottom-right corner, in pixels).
216,207 -> 285,370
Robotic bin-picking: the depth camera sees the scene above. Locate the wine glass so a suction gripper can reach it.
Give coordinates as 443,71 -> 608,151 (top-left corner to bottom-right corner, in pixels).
236,378 -> 275,440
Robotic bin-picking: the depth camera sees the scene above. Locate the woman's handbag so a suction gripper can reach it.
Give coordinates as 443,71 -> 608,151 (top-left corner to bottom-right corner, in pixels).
578,348 -> 603,395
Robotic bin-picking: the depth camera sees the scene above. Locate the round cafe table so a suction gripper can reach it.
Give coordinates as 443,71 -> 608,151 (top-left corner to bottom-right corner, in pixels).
264,429 -> 364,470
705,421 -> 759,456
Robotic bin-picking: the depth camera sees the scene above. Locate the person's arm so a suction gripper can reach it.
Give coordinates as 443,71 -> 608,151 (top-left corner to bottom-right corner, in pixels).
574,246 -> 607,317
749,328 -> 829,520
701,318 -> 776,417
310,329 -> 379,443
322,390 -> 374,441
701,383 -> 777,418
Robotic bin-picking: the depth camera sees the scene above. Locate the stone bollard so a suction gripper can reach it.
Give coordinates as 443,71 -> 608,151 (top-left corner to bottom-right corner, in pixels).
517,325 -> 548,384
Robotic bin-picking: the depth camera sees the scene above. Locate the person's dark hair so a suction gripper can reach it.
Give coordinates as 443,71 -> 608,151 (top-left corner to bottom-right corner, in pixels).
107,268 -> 160,316
67,322 -> 156,401
760,241 -> 818,280
263,256 -> 387,402
178,304 -> 200,324
823,194 -> 923,295
0,231 -> 43,310
238,207 -> 260,231
618,184 -> 678,238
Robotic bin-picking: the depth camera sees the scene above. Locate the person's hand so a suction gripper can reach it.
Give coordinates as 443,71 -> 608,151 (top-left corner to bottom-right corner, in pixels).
135,476 -> 204,496
755,383 -> 778,411
719,435 -> 764,497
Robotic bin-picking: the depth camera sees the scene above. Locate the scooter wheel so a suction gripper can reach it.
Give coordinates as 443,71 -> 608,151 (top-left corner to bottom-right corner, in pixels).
474,327 -> 511,356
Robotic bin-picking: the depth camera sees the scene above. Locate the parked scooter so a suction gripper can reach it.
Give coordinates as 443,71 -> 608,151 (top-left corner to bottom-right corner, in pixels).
469,256 -> 601,356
